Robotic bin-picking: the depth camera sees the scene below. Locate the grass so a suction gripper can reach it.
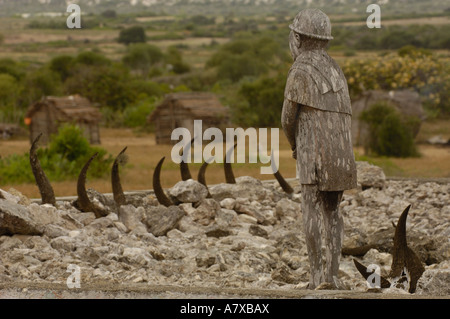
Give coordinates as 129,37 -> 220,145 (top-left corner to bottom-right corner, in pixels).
1,120 -> 449,199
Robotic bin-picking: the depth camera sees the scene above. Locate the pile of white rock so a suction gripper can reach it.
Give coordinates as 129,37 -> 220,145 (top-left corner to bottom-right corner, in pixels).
0,162 -> 448,296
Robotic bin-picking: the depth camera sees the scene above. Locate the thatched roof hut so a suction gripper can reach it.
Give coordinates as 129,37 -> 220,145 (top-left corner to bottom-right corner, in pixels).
148,92 -> 230,144
351,89 -> 426,146
25,95 -> 102,144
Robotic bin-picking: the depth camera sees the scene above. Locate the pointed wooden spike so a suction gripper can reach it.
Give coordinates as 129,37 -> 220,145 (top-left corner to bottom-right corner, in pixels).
224,142 -> 237,184
76,152 -> 108,218
274,170 -> 294,194
112,146 -> 128,206
198,158 -> 213,198
390,205 -> 411,278
389,205 -> 425,293
179,138 -> 194,181
394,204 -> 411,248
29,133 -> 56,205
153,157 -> 174,207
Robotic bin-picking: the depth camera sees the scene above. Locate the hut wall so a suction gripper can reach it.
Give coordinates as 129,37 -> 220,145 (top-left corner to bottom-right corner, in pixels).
30,108 -> 50,144
89,123 -> 100,144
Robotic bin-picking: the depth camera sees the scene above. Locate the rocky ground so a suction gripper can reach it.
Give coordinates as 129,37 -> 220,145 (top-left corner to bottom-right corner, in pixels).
0,162 -> 449,297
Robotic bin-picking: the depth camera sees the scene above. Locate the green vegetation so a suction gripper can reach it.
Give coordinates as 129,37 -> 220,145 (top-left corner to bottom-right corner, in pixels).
118,26 -> 147,45
331,24 -> 450,51
343,46 -> 450,117
0,125 -> 113,184
360,102 -> 419,158
0,9 -> 449,134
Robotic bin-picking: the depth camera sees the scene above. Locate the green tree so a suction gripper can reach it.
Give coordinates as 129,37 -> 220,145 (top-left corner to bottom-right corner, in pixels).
232,73 -> 286,127
360,102 -> 419,157
0,74 -> 19,106
74,51 -> 111,67
0,58 -> 25,80
49,55 -> 75,81
165,46 -> 190,74
65,64 -> 134,110
206,34 -> 289,82
0,124 -> 112,184
24,68 -> 62,105
122,43 -> 164,78
0,74 -> 21,123
118,26 -> 147,45
101,9 -> 117,19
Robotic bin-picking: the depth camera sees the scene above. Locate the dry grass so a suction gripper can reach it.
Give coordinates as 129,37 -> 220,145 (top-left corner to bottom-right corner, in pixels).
1,124 -> 450,199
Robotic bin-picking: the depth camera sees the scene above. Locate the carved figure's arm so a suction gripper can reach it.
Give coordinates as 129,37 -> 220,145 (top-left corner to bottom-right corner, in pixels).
281,98 -> 300,156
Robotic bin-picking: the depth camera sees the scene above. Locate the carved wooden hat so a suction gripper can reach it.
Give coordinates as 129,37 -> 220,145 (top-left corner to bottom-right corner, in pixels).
289,8 -> 334,41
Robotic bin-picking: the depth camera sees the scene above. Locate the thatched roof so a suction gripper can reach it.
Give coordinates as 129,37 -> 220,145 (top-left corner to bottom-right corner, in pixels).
25,95 -> 102,123
147,92 -> 229,122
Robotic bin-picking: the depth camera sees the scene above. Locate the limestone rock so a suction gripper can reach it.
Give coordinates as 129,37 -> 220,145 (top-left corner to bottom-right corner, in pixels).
215,209 -> 238,227
169,179 -> 208,203
190,198 -> 221,226
50,236 -> 76,252
356,161 -> 386,190
196,251 -> 216,268
417,263 -> 450,296
0,201 -> 43,235
0,189 -> 21,204
118,205 -> 147,233
205,224 -> 231,238
249,225 -> 268,238
271,263 -> 301,284
43,224 -> 70,239
275,198 -> 301,221
219,198 -> 236,210
209,177 -> 269,202
7,188 -> 31,206
144,205 -> 185,237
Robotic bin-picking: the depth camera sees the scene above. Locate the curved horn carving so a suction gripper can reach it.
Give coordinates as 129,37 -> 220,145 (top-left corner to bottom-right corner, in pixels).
198,157 -> 213,198
153,157 -> 174,207
224,142 -> 237,184
274,170 -> 294,194
112,146 -> 128,206
179,138 -> 195,181
76,152 -> 109,218
389,205 -> 424,293
29,133 -> 56,205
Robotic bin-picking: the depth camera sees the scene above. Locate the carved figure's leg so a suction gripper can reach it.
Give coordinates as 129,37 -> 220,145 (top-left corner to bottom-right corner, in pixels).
320,190 -> 344,287
301,184 -> 324,289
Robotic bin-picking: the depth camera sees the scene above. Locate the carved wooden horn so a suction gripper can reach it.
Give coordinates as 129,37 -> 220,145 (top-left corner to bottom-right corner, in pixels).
111,146 -> 128,206
274,170 -> 294,194
198,157 -> 213,198
153,157 -> 174,207
389,205 -> 424,293
29,133 -> 56,205
76,152 -> 108,218
179,137 -> 195,181
224,142 -> 237,184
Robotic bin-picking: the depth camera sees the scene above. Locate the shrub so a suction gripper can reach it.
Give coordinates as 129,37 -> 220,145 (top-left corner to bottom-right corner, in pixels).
343,52 -> 450,117
123,98 -> 157,128
0,124 -> 113,184
360,102 -> 419,157
118,26 -> 147,45
122,43 -> 164,77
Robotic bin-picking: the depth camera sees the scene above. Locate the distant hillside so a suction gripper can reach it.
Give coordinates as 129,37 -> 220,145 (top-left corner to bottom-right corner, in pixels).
0,0 -> 449,17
